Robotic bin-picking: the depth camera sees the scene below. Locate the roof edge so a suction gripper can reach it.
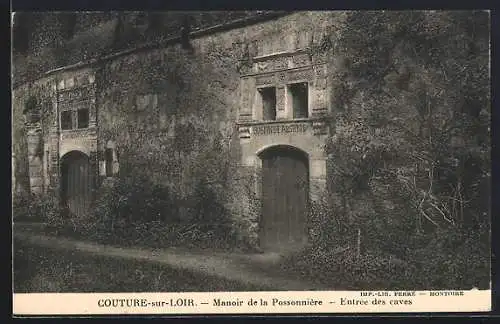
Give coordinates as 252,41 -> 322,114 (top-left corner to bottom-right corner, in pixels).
13,11 -> 294,90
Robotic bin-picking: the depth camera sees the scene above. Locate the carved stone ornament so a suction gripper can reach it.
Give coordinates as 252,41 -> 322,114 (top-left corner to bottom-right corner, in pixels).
238,126 -> 251,139
255,73 -> 275,86
287,68 -> 314,83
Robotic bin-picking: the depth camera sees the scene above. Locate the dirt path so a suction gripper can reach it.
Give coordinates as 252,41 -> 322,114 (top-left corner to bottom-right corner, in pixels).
13,230 -> 326,291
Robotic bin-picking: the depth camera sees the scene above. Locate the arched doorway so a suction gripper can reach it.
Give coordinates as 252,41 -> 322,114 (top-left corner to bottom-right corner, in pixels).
258,145 -> 309,251
60,151 -> 92,218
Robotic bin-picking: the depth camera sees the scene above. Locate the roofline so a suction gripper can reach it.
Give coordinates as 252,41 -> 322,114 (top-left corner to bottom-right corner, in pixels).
12,11 -> 294,89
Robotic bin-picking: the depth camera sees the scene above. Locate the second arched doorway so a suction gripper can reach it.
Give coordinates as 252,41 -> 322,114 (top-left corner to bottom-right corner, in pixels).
60,150 -> 92,218
258,145 -> 309,251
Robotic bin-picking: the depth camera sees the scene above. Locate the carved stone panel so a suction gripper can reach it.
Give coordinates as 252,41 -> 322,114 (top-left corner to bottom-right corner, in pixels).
251,122 -> 310,136
276,86 -> 286,111
313,90 -> 328,111
255,73 -> 275,86
255,61 -> 271,73
239,77 -> 253,119
277,71 -> 287,83
238,126 -> 251,139
254,57 -> 289,73
312,120 -> 329,135
290,53 -> 312,68
315,77 -> 327,90
57,86 -> 93,103
59,99 -> 91,111
314,64 -> 328,78
287,68 -> 314,83
61,128 -> 97,140
272,57 -> 289,71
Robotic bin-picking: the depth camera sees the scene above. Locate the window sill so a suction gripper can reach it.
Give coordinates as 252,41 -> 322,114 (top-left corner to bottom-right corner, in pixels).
60,126 -> 96,133
236,117 -> 325,126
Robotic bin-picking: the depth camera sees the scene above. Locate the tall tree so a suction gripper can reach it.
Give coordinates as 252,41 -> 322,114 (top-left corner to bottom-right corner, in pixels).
325,11 -> 490,253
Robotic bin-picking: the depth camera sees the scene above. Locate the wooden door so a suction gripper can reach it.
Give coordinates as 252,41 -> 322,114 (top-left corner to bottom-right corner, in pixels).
61,151 -> 92,218
260,147 -> 309,251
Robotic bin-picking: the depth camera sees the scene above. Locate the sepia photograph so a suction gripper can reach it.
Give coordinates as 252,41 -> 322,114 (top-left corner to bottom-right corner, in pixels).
12,10 -> 491,299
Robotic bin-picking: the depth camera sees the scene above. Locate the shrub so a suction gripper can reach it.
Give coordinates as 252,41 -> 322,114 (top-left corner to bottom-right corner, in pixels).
91,174 -> 238,250
406,223 -> 490,290
279,209 -> 490,290
13,191 -> 61,223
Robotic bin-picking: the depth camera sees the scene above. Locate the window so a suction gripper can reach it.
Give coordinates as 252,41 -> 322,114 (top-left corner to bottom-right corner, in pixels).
289,82 -> 309,118
105,148 -> 113,177
24,96 -> 40,123
61,111 -> 72,130
259,87 -> 276,121
77,108 -> 89,128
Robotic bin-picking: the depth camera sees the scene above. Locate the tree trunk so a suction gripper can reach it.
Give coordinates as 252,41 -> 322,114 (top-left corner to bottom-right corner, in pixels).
356,227 -> 361,258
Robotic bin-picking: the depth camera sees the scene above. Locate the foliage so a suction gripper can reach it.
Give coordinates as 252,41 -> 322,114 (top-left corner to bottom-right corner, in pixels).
88,169 -> 238,250
86,127 -> 241,250
281,220 -> 489,289
333,11 -> 489,234
289,10 -> 491,289
13,191 -> 61,223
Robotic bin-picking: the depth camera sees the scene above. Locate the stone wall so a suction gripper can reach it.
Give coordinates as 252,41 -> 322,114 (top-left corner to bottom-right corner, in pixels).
12,76 -> 55,195
12,88 -> 30,195
92,12 -> 345,235
13,11 -> 349,245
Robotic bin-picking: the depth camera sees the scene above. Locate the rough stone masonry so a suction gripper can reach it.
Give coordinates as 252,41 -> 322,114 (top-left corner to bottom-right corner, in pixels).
12,11 -> 348,250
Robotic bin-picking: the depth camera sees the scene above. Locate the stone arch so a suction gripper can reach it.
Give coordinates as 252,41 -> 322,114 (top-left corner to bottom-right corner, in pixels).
256,143 -> 311,161
61,149 -> 89,162
60,144 -> 91,158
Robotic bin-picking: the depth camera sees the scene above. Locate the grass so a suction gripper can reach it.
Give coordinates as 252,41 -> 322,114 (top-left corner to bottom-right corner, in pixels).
14,220 -> 242,253
13,222 -> 490,292
13,238 -> 266,293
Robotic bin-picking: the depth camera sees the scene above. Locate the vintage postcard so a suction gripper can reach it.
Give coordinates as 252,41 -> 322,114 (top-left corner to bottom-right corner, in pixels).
11,10 -> 491,315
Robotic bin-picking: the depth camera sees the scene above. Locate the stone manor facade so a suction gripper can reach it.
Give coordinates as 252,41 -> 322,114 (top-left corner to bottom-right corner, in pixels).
12,11 -> 347,250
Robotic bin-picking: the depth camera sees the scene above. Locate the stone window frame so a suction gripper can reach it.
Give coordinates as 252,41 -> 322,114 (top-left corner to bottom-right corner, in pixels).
286,81 -> 310,119
77,108 -> 90,129
59,107 -> 91,131
258,86 -> 277,121
250,70 -> 314,122
56,76 -> 96,132
60,110 -> 73,130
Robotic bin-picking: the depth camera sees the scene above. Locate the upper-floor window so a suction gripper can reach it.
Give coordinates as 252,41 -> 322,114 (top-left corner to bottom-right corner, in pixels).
288,82 -> 309,119
23,96 -> 41,123
60,108 -> 90,130
259,87 -> 277,121
77,108 -> 89,128
61,110 -> 73,130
